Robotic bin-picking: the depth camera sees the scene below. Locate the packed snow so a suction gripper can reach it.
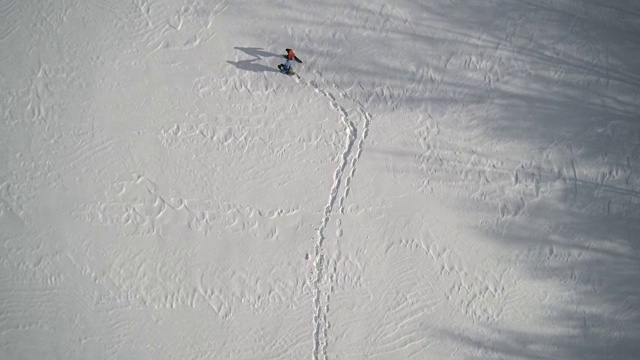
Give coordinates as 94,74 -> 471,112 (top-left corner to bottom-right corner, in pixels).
2,0 -> 640,359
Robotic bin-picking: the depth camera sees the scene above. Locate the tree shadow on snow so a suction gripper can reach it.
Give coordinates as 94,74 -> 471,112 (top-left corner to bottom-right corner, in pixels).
266,0 -> 640,358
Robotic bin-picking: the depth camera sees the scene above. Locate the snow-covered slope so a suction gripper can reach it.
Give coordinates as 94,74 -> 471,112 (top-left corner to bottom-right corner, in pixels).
2,0 -> 639,359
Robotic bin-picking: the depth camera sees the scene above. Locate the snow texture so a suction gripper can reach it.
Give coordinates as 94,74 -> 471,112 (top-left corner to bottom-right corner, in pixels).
1,0 -> 640,359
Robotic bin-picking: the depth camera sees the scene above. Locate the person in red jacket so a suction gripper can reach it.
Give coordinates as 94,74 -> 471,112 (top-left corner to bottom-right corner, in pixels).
285,48 -> 302,63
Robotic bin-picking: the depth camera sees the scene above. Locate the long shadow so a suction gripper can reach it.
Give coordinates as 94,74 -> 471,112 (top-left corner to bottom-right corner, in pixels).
227,59 -> 278,73
228,47 -> 282,73
234,46 -> 281,59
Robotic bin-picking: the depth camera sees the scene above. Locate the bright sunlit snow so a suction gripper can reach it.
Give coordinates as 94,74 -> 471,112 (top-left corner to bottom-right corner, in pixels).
1,0 -> 639,359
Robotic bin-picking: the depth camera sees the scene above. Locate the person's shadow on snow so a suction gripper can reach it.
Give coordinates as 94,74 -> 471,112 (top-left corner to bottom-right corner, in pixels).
228,47 -> 281,73
227,58 -> 279,73
234,47 -> 280,59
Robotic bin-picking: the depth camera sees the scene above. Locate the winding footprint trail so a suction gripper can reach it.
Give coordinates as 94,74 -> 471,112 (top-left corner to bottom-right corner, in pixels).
294,72 -> 372,360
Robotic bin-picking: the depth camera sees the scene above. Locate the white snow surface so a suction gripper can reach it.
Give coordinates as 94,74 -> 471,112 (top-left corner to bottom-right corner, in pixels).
2,0 -> 640,359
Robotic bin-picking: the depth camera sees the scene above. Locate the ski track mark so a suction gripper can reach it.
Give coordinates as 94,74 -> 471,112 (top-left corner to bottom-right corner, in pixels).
295,74 -> 372,360
64,137 -> 115,169
0,0 -> 18,42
